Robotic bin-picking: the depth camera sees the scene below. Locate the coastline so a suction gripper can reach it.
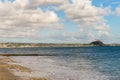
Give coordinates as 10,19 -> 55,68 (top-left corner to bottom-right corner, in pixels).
0,41 -> 119,48
0,42 -> 108,48
0,57 -> 49,80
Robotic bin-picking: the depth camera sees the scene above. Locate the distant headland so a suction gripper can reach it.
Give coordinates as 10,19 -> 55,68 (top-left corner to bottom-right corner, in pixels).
90,40 -> 105,46
0,40 -> 119,48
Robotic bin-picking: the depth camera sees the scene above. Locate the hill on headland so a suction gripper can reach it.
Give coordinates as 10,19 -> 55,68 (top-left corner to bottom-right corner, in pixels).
90,40 -> 105,46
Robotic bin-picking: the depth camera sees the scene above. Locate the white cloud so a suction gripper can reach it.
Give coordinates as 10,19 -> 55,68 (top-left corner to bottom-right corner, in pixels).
59,0 -> 111,40
49,30 -> 96,43
0,0 -> 112,42
35,0 -> 66,6
115,7 -> 120,16
0,0 -> 63,38
13,0 -> 67,9
98,31 -> 110,39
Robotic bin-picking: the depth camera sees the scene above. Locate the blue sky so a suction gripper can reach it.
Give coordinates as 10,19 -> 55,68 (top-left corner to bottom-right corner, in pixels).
94,0 -> 120,43
0,0 -> 120,43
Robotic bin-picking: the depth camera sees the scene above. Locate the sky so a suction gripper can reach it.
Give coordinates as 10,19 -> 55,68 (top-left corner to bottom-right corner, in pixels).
0,0 -> 120,43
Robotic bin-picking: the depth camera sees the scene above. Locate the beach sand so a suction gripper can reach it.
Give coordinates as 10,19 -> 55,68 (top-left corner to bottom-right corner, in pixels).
0,57 -> 49,80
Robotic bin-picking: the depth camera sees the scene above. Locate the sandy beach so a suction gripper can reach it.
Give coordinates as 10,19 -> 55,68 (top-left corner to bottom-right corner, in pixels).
0,57 -> 48,80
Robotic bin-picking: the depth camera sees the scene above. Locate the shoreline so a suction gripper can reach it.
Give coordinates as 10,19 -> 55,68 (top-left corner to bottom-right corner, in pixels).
0,57 -> 49,80
0,45 -> 118,49
0,54 -> 58,56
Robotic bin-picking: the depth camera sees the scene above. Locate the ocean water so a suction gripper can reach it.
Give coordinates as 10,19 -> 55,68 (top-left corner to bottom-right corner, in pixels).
0,46 -> 120,80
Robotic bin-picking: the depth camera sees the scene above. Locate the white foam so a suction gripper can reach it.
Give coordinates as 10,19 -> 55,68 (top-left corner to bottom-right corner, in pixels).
11,56 -> 109,80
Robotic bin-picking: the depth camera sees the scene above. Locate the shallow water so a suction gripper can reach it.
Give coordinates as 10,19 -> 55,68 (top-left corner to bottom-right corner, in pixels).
0,46 -> 120,80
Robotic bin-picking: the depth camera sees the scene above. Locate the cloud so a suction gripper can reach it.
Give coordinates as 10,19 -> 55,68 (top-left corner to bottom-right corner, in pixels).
48,30 -> 95,43
13,0 -> 67,9
0,0 -> 63,38
98,31 -> 110,39
0,0 -> 112,42
35,0 -> 67,6
59,0 -> 111,40
115,7 -> 120,16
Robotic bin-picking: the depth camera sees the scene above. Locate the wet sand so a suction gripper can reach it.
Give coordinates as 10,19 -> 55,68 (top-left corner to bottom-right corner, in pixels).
0,57 -> 48,80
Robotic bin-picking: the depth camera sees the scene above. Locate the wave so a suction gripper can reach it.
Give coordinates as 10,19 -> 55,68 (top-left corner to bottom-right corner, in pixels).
11,56 -> 109,80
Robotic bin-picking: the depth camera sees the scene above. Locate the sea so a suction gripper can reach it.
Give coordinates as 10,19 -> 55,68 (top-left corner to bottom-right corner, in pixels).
0,46 -> 120,80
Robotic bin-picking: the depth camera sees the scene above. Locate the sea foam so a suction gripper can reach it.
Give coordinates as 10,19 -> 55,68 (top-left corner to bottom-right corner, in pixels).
11,56 -> 109,80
